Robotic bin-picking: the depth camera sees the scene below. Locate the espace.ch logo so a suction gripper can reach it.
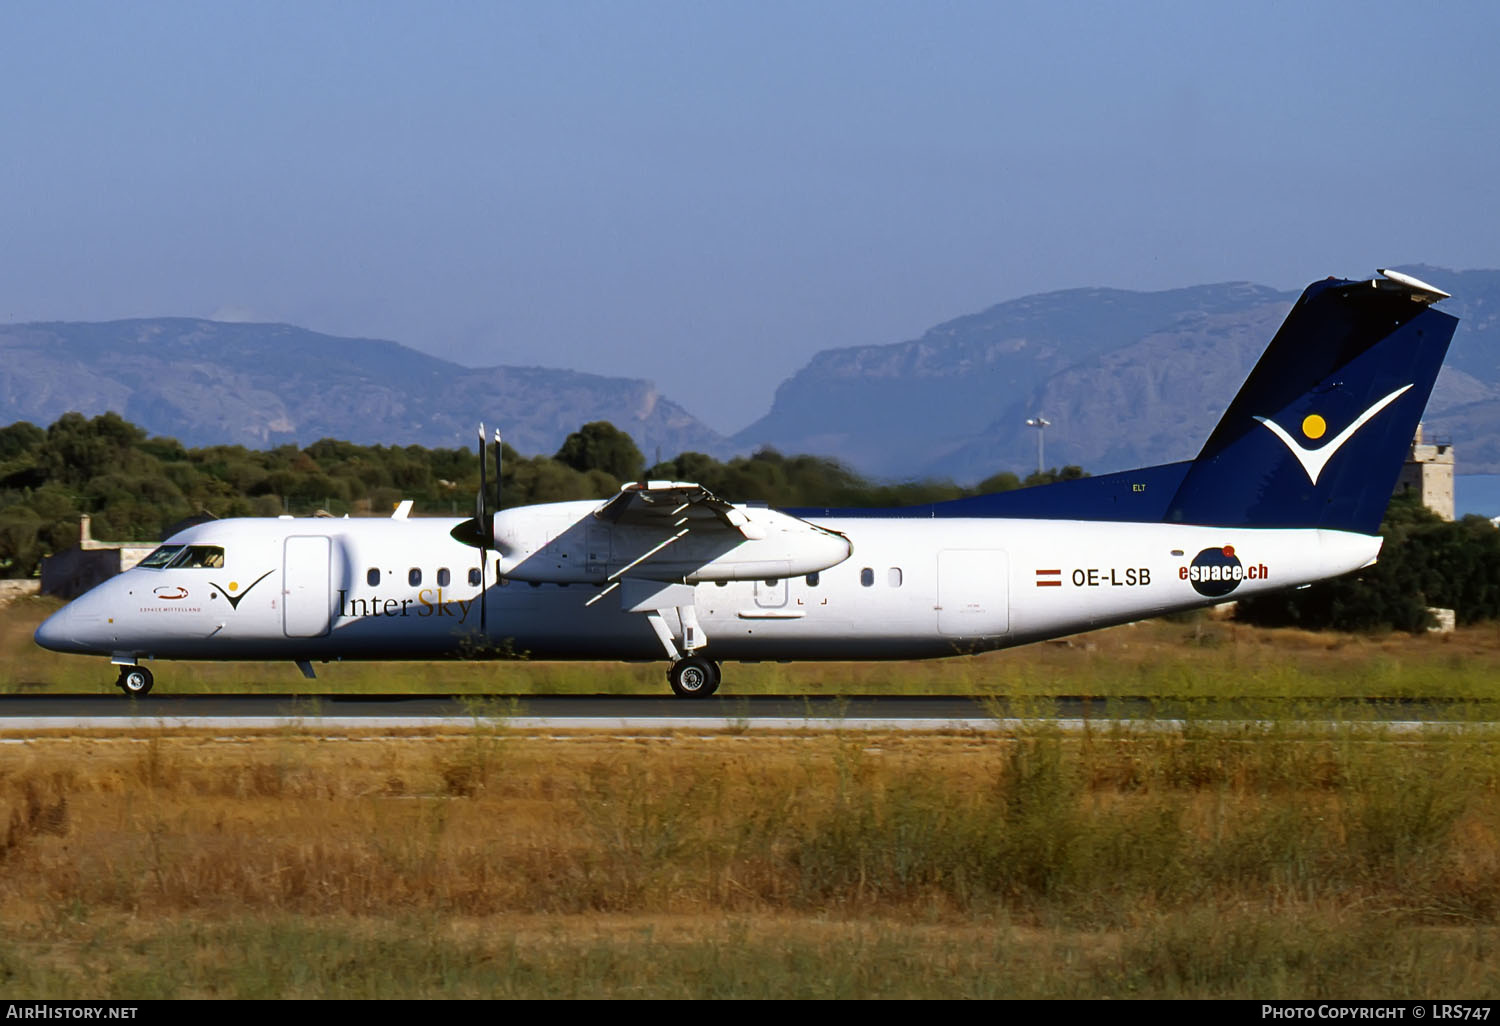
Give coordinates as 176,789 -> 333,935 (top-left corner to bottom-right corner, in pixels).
1179,546 -> 1269,598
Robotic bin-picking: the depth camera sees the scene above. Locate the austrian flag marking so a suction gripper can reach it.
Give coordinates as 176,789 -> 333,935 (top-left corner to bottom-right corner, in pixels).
1035,569 -> 1062,588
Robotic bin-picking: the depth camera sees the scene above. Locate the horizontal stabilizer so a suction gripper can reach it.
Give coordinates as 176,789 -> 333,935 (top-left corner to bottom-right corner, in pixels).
1375,268 -> 1450,302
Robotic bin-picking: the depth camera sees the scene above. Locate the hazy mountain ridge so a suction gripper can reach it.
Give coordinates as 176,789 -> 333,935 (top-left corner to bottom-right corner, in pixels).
934,301 -> 1296,480
736,266 -> 1500,478
734,281 -> 1300,477
6,266 -> 1500,478
0,319 -> 731,460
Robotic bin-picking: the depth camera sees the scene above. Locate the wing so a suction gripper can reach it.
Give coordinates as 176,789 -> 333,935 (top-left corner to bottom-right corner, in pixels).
592,481 -> 767,540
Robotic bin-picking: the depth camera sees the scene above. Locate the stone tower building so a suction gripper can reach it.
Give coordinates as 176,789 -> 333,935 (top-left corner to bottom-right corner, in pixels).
1394,423 -> 1455,521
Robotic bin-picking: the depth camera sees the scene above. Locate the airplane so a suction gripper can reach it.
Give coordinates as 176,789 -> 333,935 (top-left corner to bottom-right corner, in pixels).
34,268 -> 1459,698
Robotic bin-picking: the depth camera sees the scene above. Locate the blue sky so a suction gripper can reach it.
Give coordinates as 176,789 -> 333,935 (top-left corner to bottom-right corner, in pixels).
2,1 -> 1497,434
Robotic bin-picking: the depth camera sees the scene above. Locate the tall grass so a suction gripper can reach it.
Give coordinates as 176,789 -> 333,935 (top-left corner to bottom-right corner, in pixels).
3,717 -> 1500,996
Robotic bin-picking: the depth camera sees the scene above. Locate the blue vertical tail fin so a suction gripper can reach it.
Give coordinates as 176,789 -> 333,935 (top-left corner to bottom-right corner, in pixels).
1164,269 -> 1457,533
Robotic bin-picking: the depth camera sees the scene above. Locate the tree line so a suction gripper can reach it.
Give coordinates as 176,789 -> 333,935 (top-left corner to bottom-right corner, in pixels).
0,412 -> 1080,579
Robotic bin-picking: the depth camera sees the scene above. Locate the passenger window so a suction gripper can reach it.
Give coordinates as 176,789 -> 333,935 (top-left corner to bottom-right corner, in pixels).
806,572 -> 820,587
888,568 -> 902,588
409,568 -> 422,587
860,568 -> 874,587
468,567 -> 481,587
367,568 -> 380,587
438,568 -> 451,588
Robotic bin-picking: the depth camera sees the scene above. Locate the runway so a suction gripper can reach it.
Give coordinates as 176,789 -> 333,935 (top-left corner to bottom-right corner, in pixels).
2,693 -> 1497,734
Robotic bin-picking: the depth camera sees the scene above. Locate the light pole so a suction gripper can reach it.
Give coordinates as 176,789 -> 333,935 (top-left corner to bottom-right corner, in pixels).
1026,415 -> 1051,476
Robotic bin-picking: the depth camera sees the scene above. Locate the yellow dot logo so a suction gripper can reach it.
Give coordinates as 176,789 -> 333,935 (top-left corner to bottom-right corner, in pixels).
1301,414 -> 1326,440
229,581 -> 239,592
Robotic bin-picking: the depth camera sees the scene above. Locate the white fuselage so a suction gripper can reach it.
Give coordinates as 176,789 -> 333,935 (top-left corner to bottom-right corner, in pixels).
37,512 -> 1381,666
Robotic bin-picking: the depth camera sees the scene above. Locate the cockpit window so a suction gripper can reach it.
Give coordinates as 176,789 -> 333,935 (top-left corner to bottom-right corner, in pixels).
138,545 -> 185,569
166,546 -> 225,569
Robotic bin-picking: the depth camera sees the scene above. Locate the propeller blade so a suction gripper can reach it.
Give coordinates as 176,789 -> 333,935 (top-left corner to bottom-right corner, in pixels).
476,423 -> 488,529
450,425 -> 501,551
493,429 -> 503,514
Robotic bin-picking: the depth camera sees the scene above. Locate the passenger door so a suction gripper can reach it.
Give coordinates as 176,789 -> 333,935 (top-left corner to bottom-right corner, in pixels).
283,536 -> 332,638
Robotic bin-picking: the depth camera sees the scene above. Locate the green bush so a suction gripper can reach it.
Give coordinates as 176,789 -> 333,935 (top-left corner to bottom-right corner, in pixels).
1236,493 -> 1500,631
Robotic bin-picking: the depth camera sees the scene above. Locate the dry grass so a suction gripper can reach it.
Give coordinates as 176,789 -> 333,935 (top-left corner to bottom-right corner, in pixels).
3,725 -> 1500,997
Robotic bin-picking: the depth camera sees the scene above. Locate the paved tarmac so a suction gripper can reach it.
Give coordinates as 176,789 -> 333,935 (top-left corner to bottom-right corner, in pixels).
1,693 -> 1496,734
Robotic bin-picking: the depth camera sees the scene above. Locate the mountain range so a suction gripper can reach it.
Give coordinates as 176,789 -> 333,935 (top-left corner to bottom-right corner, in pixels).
733,265 -> 1500,478
5,265 -> 1499,477
0,320 -> 724,462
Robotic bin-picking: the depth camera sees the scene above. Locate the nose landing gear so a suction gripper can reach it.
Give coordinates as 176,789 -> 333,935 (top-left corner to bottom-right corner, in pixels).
116,665 -> 154,696
668,656 -> 720,698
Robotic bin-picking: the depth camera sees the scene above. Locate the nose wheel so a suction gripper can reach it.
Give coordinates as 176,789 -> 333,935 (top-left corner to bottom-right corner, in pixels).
116,666 -> 154,696
667,656 -> 720,698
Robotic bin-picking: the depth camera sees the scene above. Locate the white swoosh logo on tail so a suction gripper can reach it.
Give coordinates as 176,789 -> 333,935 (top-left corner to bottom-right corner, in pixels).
1254,384 -> 1413,485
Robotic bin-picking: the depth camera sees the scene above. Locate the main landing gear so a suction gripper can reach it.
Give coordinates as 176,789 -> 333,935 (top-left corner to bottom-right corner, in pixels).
668,655 -> 720,698
116,665 -> 154,697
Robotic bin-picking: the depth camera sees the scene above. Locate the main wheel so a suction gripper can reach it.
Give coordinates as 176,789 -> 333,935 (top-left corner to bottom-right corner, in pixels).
668,656 -> 720,698
117,666 -> 154,697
